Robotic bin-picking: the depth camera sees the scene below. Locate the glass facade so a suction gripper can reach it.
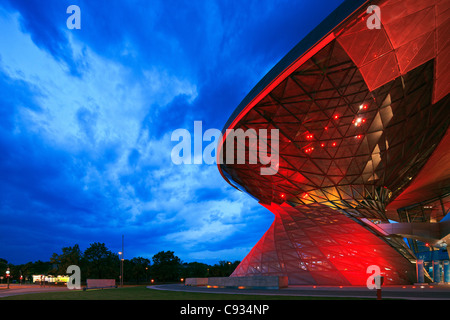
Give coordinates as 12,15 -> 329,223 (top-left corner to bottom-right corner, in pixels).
218,0 -> 450,285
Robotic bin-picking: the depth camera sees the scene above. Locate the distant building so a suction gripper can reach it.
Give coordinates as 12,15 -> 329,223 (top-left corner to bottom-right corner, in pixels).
32,275 -> 70,284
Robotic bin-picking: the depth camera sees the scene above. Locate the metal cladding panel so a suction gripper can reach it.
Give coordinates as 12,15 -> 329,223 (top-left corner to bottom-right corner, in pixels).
231,203 -> 416,285
220,0 -> 450,285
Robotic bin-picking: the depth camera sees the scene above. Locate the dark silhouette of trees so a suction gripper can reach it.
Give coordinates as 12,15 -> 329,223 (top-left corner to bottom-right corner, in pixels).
0,258 -> 7,275
151,251 -> 181,282
208,260 -> 240,277
181,262 -> 209,278
0,260 -> 52,283
126,257 -> 151,283
1,245 -> 240,284
50,244 -> 82,275
83,242 -> 118,280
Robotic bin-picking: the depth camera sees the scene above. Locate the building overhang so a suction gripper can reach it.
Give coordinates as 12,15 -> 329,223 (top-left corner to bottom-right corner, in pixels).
217,0 -> 450,222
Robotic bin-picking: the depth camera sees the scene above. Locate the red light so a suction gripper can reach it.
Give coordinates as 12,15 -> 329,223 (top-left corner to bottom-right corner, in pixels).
302,193 -> 309,199
324,126 -> 328,130
321,143 -> 325,147
333,115 -> 339,120
306,134 -> 313,139
356,135 -> 362,139
332,142 -> 337,147
234,201 -> 416,286
281,194 -> 285,198
354,118 -> 364,126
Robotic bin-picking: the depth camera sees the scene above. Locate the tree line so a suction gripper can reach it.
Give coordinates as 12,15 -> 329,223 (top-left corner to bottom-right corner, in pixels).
0,243 -> 240,284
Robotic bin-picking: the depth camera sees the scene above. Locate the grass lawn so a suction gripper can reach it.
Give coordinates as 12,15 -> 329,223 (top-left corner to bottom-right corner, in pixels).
0,285 -> 371,300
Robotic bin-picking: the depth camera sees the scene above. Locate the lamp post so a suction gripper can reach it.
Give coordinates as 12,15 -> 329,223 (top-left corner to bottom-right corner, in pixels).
145,267 -> 149,283
118,251 -> 123,288
6,267 -> 10,289
118,235 -> 124,288
121,235 -> 124,287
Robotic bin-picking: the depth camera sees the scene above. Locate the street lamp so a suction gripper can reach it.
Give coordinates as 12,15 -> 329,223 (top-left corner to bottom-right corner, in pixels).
145,267 -> 148,283
119,235 -> 124,287
118,251 -> 124,288
6,267 -> 10,289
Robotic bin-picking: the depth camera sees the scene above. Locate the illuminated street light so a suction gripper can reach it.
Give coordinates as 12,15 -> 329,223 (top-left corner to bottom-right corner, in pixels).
119,235 -> 124,288
118,251 -> 124,288
6,267 -> 10,289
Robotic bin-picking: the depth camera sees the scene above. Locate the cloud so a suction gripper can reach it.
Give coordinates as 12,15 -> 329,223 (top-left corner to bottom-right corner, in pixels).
185,248 -> 253,263
0,10 -> 202,261
0,7 -> 261,264
0,0 -> 345,265
164,198 -> 244,243
1,0 -> 87,76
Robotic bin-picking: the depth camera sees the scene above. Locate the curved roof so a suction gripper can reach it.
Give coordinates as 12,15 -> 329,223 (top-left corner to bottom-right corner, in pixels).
220,0 -> 368,134
218,0 -> 450,221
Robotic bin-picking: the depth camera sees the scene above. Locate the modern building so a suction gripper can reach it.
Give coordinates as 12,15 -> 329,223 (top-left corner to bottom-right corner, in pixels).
217,0 -> 450,285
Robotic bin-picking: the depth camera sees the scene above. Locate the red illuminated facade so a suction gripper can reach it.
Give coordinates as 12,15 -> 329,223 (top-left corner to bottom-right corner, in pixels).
218,0 -> 450,285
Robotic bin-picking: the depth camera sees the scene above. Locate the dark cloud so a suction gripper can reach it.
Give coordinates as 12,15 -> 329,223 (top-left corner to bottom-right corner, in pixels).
0,0 -> 346,265
2,0 -> 87,76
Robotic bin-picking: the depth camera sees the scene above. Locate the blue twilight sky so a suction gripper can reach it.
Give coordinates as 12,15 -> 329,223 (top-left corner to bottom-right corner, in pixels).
0,0 -> 345,265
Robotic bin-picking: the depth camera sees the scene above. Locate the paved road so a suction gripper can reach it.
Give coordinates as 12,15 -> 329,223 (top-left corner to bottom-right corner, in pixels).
1,283 -> 449,300
0,285 -> 72,298
149,283 -> 450,300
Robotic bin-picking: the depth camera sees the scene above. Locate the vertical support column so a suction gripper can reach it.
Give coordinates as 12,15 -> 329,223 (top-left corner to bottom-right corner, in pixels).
443,260 -> 450,284
416,259 -> 424,283
432,260 -> 441,283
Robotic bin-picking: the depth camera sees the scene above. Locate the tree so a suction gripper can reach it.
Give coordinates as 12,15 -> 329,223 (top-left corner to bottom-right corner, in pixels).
208,260 -> 240,277
127,257 -> 151,283
181,262 -> 209,278
83,242 -> 118,279
50,244 -> 82,275
15,260 -> 52,282
0,258 -> 7,276
151,251 -> 181,282
29,260 -> 52,275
